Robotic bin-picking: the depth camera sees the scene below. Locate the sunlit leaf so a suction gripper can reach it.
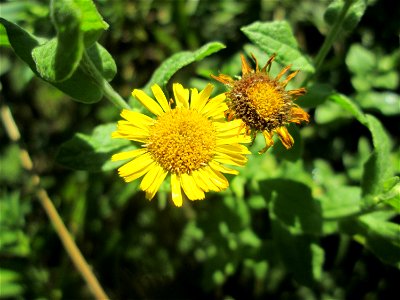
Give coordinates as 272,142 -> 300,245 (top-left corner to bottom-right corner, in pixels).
141,42 -> 225,96
0,18 -> 104,102
361,115 -> 392,198
329,93 -> 367,124
324,0 -> 368,32
241,21 -> 314,72
341,214 -> 400,266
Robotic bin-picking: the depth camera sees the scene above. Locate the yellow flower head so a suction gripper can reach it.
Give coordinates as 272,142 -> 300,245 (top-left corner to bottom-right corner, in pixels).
212,53 -> 310,154
112,83 -> 251,207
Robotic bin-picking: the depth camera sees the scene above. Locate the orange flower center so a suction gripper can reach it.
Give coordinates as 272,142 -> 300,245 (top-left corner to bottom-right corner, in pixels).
228,73 -> 292,131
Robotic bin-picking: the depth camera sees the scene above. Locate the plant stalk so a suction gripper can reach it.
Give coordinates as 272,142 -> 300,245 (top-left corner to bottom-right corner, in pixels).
82,51 -> 130,110
302,0 -> 354,86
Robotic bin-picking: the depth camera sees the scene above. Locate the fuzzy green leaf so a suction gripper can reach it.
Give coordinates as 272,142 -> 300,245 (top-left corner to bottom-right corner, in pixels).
56,124 -> 135,172
241,21 -> 314,73
361,115 -> 392,198
86,42 -> 117,82
319,186 -> 362,219
329,93 -> 367,124
51,0 -> 108,47
32,36 -> 83,82
142,42 -> 225,95
324,0 -> 368,32
0,18 -> 107,103
272,220 -> 324,286
341,214 -> 400,266
260,179 -> 322,235
0,23 -> 10,46
31,0 -> 109,82
378,177 -> 400,212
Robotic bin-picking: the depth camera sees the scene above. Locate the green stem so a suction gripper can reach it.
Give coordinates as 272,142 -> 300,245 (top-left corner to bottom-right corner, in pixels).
82,51 -> 130,110
302,0 -> 353,86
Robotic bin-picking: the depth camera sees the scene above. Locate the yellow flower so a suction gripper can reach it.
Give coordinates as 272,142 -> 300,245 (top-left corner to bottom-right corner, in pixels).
111,83 -> 250,207
212,53 -> 310,154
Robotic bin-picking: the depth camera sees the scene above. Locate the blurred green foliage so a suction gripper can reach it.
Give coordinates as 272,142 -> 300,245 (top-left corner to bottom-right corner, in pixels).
1,0 -> 399,299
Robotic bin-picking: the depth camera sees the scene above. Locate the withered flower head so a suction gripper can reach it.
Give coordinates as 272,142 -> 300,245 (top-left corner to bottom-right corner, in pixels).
212,53 -> 310,154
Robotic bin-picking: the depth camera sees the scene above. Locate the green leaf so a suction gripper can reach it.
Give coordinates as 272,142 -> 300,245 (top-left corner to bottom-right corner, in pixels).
261,179 -> 322,235
324,0 -> 368,32
0,269 -> 24,298
341,215 -> 400,266
329,93 -> 367,124
377,177 -> 400,212
361,115 -> 392,198
86,42 -> 117,82
272,220 -> 324,286
319,186 -> 362,219
0,18 -> 103,103
0,23 -> 10,46
51,0 -> 108,47
142,42 -> 225,95
32,36 -> 83,82
241,21 -> 314,73
56,124 -> 135,172
346,44 -> 375,75
31,0 -> 109,82
355,92 -> 400,116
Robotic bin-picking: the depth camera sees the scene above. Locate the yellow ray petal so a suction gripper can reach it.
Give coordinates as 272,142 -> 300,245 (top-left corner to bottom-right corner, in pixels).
145,168 -> 168,200
241,54 -> 253,75
141,164 -> 168,200
111,148 -> 147,161
173,83 -> 189,108
133,89 -> 164,116
211,74 -> 234,85
214,155 -> 247,167
191,170 -> 210,192
189,88 -> 200,110
151,84 -> 171,112
197,168 -> 221,192
276,126 -> 294,149
180,173 -> 205,200
120,110 -> 154,128
214,151 -> 248,165
201,97 -> 228,118
112,130 -> 148,143
171,173 -> 183,207
140,163 -> 163,191
113,122 -> 149,139
118,152 -> 153,177
203,166 -> 229,190
289,106 -> 310,124
216,144 -> 251,155
195,83 -> 214,112
209,161 -> 239,175
216,136 -> 251,146
214,119 -> 244,133
258,130 -> 274,154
